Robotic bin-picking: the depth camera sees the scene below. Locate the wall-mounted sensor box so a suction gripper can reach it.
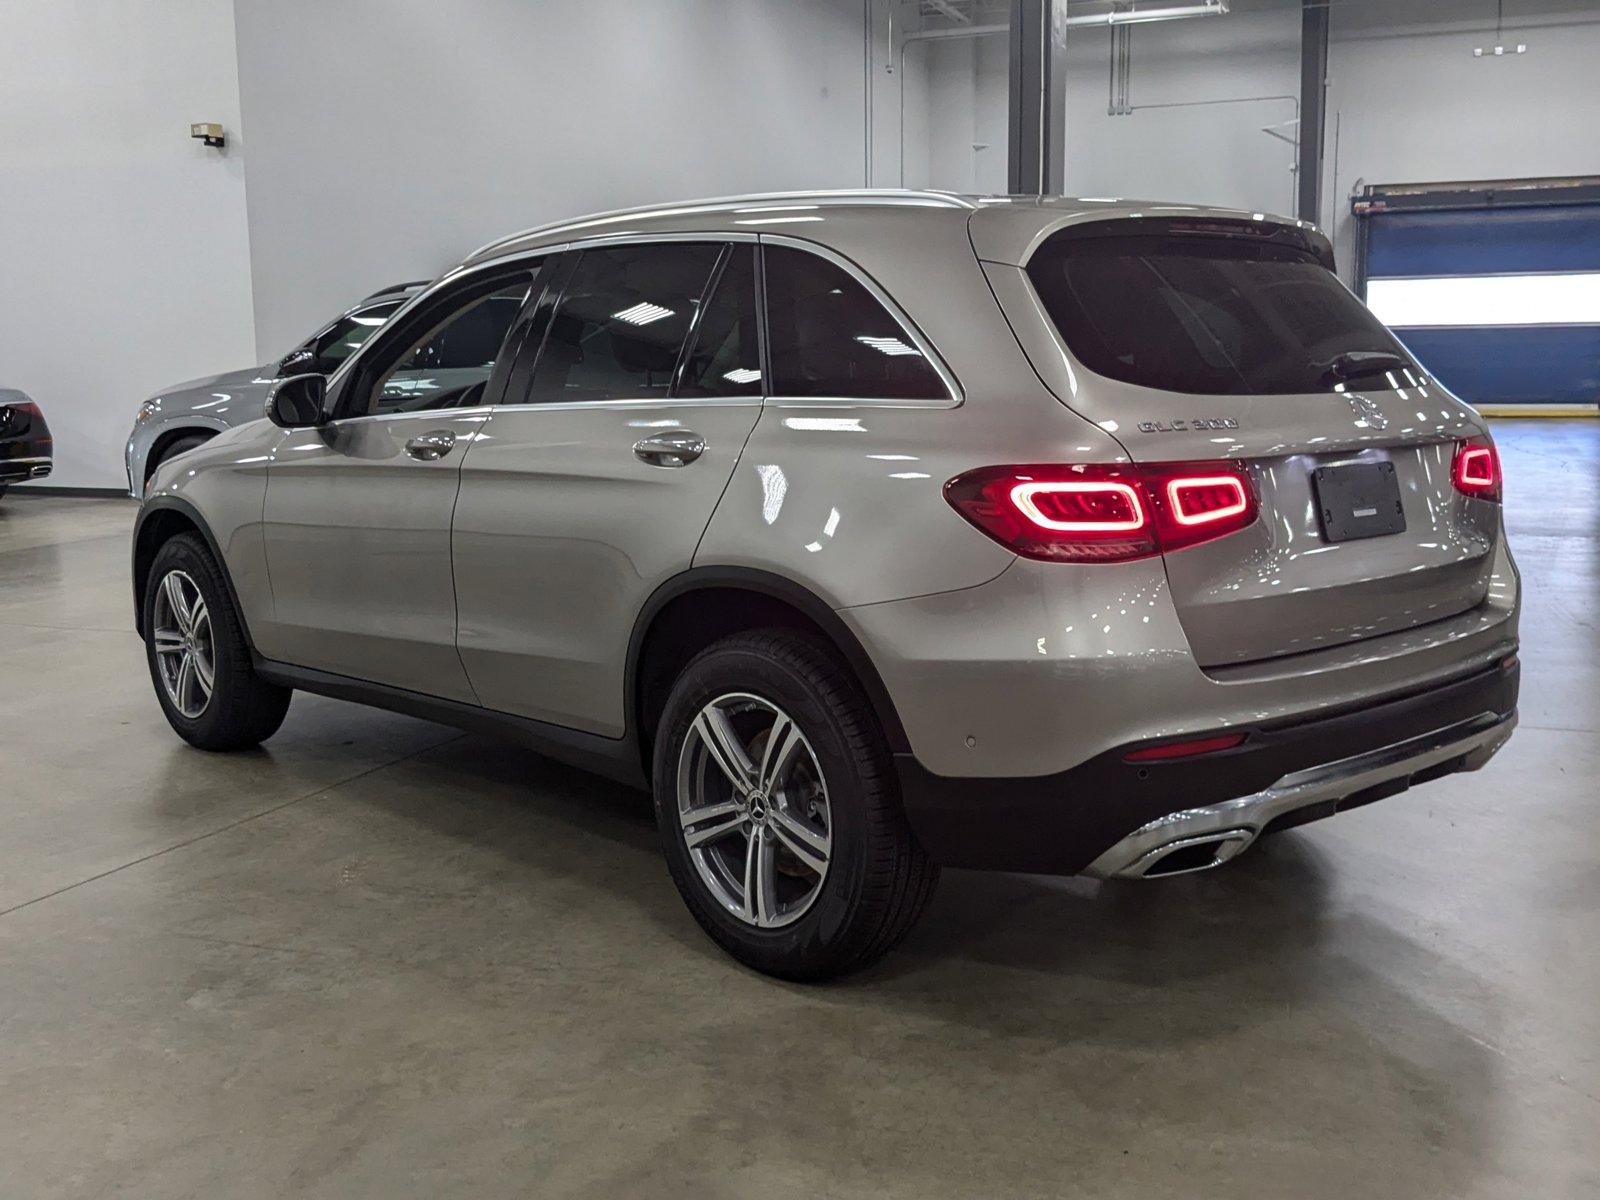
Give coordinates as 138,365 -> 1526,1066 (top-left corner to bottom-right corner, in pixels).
190,122 -> 225,148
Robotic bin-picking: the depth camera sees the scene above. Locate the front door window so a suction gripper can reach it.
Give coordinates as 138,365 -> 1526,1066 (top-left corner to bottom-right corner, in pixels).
360,279 -> 534,415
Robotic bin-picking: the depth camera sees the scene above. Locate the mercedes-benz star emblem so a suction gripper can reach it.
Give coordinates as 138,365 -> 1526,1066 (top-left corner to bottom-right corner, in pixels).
1347,393 -> 1388,430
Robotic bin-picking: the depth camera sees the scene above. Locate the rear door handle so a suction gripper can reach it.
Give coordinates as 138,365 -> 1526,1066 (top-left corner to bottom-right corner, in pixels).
405,430 -> 457,461
633,430 -> 705,468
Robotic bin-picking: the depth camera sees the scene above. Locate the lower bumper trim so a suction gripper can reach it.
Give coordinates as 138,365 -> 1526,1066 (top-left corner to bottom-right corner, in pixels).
1084,710 -> 1516,879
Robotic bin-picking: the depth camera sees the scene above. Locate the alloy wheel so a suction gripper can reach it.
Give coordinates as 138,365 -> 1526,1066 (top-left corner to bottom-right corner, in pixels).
676,692 -> 833,929
151,569 -> 215,719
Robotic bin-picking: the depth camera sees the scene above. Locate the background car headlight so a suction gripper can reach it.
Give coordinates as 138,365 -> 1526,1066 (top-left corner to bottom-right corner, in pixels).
135,399 -> 160,424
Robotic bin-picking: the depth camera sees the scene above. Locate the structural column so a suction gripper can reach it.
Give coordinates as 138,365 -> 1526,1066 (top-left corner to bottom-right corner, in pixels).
1297,0 -> 1330,225
1007,0 -> 1067,195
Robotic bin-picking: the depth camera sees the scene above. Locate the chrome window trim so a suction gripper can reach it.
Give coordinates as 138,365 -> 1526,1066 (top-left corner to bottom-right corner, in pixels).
315,405 -> 497,429
326,229 -> 962,417
760,395 -> 959,410
487,395 -> 763,416
758,233 -> 963,410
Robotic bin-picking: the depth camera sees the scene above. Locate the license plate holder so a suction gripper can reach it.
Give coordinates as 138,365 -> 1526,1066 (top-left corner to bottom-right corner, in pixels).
1312,460 -> 1406,542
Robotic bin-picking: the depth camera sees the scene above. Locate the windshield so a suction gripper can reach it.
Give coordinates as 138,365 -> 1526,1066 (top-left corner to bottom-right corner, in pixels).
308,301 -> 402,373
1027,230 -> 1415,396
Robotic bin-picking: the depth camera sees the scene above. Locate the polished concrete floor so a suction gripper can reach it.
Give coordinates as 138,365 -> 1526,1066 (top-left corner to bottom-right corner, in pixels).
1,420 -> 1596,1199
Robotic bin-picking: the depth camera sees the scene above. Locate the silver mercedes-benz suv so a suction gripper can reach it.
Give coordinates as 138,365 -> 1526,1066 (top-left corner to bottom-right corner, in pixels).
131,191 -> 1519,979
125,281 -> 425,498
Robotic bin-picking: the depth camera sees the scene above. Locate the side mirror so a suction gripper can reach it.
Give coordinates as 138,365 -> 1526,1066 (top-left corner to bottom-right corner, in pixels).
265,373 -> 327,428
277,347 -> 319,378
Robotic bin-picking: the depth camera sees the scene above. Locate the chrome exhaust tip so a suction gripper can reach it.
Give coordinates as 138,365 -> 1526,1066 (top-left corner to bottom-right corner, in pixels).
1124,831 -> 1253,878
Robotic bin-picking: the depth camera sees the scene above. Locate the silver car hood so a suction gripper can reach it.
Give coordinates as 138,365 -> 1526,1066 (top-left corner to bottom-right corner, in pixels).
144,364 -> 279,423
153,363 -> 276,400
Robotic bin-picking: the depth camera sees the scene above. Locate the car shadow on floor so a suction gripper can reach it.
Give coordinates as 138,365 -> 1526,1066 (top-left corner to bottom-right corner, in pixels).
342,725 -> 1473,1019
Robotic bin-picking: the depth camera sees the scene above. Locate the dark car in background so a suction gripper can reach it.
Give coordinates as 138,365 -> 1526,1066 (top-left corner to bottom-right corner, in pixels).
124,281 -> 426,497
0,388 -> 52,497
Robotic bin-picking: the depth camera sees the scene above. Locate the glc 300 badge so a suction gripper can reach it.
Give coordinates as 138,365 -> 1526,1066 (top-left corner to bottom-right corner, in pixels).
1137,417 -> 1239,433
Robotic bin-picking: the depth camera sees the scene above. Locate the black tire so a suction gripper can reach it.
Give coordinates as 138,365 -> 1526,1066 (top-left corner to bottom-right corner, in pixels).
653,630 -> 938,981
146,433 -> 211,490
143,532 -> 291,750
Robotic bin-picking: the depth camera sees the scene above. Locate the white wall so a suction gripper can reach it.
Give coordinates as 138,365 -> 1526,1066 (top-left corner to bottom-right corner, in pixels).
919,34 -> 1009,193
233,0 -> 875,356
1062,5 -> 1301,217
0,0 -> 256,491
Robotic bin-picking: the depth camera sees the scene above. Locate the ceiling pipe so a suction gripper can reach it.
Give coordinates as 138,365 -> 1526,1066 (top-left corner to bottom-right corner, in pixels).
900,22 -> 1011,45
1063,1 -> 1228,26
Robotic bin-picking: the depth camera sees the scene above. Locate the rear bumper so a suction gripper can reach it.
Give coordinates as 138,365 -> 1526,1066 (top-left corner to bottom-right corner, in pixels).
1084,707 -> 1515,878
894,655 -> 1519,876
0,454 -> 52,483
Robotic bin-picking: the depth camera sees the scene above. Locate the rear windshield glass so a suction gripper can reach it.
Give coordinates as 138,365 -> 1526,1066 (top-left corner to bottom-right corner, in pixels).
1027,232 -> 1413,396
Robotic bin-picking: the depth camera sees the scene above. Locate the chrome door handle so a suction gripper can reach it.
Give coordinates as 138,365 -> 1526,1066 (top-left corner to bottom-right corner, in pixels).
632,430 -> 705,468
405,430 -> 457,461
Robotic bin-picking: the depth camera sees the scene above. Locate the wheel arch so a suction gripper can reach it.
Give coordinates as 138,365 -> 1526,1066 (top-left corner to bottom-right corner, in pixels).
142,425 -> 222,487
131,497 -> 253,651
627,567 -> 911,776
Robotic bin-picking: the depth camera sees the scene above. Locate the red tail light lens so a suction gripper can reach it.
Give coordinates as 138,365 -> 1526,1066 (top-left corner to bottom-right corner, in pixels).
0,400 -> 42,435
1167,476 -> 1249,526
945,462 -> 1258,563
1011,480 -> 1146,531
1451,437 -> 1501,502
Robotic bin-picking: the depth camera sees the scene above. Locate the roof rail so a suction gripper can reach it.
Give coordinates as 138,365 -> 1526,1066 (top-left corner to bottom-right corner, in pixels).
463,189 -> 978,262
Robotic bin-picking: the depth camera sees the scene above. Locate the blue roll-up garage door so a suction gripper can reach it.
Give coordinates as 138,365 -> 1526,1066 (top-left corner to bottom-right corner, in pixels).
1355,181 -> 1600,408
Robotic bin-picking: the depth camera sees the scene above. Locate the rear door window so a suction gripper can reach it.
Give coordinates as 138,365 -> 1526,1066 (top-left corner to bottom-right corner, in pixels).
763,246 -> 949,401
1026,228 -> 1414,395
523,243 -> 722,404
677,245 -> 762,398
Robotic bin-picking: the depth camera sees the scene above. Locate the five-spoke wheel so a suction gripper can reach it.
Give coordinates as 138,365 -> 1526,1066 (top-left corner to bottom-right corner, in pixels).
676,693 -> 833,929
654,630 -> 938,980
142,532 -> 291,750
151,569 -> 214,718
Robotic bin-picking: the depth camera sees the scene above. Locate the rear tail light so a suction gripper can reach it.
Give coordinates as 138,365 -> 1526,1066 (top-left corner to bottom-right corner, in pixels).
0,401 -> 41,436
944,461 -> 1258,563
1166,476 -> 1249,526
1451,437 -> 1501,502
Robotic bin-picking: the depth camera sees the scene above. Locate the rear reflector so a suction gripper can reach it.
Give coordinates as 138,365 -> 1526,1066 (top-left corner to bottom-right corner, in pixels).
945,461 -> 1257,563
1124,732 -> 1248,763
